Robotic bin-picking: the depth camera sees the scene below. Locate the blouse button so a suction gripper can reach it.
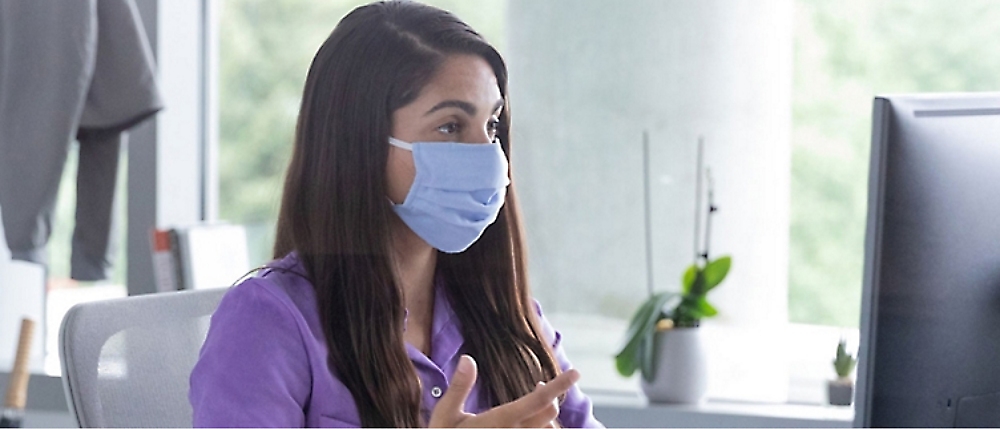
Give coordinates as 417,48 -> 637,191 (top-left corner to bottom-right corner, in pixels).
431,386 -> 443,398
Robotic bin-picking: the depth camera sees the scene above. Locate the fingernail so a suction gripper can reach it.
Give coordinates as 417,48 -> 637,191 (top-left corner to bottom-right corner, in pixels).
567,369 -> 580,383
456,355 -> 472,376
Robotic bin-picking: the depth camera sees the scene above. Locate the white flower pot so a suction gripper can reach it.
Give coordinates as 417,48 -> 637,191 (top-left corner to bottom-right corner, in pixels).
640,327 -> 708,404
827,379 -> 853,406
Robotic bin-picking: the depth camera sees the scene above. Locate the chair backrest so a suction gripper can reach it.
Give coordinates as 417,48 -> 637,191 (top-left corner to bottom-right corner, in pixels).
59,288 -> 227,428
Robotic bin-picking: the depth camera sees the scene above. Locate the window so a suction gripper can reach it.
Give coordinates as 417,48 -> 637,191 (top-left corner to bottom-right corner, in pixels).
47,145 -> 129,289
790,0 -> 1000,327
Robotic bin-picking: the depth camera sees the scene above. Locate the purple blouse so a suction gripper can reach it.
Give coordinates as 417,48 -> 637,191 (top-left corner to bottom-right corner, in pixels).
189,253 -> 604,428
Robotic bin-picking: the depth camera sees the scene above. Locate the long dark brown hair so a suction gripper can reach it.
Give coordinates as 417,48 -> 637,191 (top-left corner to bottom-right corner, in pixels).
272,1 -> 561,427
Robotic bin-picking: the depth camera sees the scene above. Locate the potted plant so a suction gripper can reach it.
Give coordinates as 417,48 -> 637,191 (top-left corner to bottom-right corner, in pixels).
828,338 -> 856,406
615,154 -> 731,404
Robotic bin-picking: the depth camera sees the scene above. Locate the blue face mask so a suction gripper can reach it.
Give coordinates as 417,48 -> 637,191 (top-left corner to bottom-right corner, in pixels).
388,137 -> 510,253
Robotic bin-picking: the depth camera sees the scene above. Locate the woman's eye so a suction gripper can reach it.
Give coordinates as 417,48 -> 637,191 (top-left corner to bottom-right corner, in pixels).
436,122 -> 460,135
487,118 -> 500,139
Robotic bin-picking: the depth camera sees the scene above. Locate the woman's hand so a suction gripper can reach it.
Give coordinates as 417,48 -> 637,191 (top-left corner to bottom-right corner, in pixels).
429,355 -> 580,428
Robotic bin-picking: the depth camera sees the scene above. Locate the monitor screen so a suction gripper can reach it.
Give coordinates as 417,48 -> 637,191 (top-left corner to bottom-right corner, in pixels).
856,93 -> 1000,427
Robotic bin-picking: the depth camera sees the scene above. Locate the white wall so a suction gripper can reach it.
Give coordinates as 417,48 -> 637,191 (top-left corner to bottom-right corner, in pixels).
0,206 -> 46,371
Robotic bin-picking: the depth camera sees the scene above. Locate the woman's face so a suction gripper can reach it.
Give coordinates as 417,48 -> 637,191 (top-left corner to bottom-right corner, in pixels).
386,54 -> 504,205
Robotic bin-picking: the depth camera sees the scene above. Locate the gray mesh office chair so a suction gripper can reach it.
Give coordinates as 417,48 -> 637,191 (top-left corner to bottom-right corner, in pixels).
59,288 -> 227,428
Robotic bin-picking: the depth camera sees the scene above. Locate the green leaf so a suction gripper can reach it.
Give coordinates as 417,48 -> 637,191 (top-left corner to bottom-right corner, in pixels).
684,302 -> 706,319
682,264 -> 697,294
640,326 -> 657,382
696,297 -> 718,317
615,299 -> 655,377
704,256 -> 732,291
675,295 -> 718,321
615,292 -> 675,377
615,342 -> 639,376
618,296 -> 659,353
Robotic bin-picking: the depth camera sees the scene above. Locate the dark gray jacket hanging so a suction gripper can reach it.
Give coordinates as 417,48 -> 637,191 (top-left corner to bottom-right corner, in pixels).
0,0 -> 162,281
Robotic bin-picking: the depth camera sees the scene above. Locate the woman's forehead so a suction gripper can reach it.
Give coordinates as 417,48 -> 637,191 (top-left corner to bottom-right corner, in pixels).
416,55 -> 502,112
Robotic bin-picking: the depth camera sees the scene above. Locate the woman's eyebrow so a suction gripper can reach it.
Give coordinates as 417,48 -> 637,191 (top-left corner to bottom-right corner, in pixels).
424,99 -> 505,116
425,100 -> 476,116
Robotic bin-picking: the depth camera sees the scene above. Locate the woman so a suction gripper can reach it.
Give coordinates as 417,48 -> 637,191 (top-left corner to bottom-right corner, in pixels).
189,1 -> 603,427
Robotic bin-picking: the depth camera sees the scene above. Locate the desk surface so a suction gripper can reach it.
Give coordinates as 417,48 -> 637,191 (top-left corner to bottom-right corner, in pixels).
4,370 -> 855,428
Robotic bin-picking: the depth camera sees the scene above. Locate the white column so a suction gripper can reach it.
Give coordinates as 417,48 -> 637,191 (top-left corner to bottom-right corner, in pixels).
129,0 -> 207,295
155,0 -> 205,228
508,0 -> 792,402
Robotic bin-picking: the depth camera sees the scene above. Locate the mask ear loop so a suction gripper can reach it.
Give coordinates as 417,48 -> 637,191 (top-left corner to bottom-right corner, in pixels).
387,137 -> 414,207
388,137 -> 414,151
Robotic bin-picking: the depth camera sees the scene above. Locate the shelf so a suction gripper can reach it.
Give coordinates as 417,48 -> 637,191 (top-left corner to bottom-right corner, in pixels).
588,389 -> 854,428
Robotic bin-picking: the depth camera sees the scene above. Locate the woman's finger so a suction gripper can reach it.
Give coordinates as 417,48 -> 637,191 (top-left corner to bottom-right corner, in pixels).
429,355 -> 478,427
519,398 -> 559,428
505,369 -> 579,417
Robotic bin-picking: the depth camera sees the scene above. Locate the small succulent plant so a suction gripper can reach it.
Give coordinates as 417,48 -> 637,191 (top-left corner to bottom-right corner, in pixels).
833,338 -> 857,380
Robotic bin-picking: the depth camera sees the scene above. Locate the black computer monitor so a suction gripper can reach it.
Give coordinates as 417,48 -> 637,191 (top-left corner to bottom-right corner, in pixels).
855,93 -> 1000,427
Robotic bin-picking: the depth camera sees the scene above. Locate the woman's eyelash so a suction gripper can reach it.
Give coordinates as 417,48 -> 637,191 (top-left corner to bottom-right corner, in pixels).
436,119 -> 500,136
437,122 -> 460,134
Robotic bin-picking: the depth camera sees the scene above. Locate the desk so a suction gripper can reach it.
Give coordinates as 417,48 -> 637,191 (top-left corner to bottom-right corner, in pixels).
5,373 -> 854,428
